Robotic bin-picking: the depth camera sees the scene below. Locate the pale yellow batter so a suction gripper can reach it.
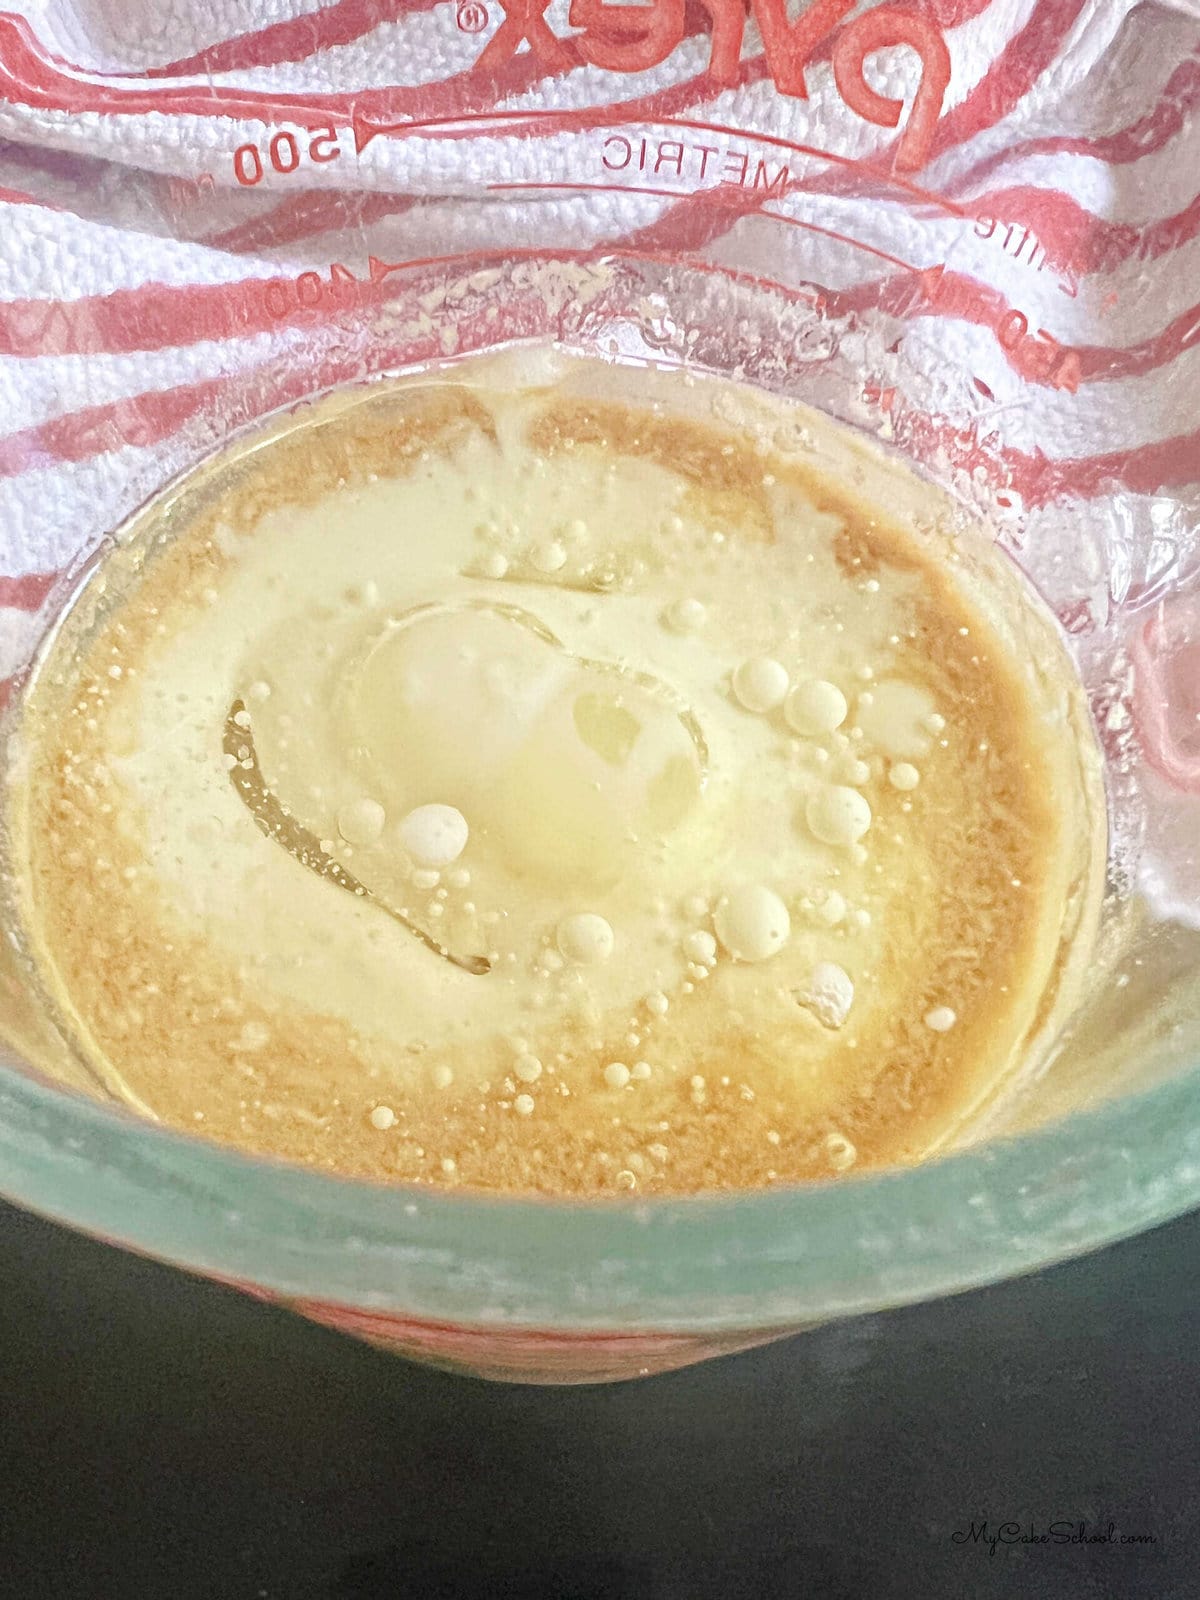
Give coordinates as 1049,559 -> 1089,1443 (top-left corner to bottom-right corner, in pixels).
8,350 -> 1105,1193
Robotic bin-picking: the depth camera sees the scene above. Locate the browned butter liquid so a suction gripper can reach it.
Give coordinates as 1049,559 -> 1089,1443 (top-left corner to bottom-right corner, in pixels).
8,351 -> 1105,1194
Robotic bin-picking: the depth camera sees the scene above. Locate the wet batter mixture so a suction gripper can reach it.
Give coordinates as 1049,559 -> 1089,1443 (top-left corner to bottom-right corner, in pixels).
7,351 -> 1105,1193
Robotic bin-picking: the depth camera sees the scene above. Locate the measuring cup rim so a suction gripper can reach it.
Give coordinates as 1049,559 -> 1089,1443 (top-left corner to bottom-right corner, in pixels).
0,1048 -> 1192,1331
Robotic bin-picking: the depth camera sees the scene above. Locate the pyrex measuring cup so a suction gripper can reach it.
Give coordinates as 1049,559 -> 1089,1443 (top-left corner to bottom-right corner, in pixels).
0,0 -> 1196,1382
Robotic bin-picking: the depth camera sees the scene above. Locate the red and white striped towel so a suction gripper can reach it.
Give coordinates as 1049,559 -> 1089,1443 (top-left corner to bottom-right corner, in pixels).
0,0 -> 1197,914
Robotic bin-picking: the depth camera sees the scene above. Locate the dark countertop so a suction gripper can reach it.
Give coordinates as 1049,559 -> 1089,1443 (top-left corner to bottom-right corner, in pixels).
0,1197 -> 1195,1600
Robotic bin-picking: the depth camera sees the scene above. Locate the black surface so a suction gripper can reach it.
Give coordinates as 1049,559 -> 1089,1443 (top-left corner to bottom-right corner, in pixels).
0,1199 -> 1195,1600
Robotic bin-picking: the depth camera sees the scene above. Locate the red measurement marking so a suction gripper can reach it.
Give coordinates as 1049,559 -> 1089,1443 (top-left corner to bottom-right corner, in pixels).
603,130 -> 908,217
233,145 -> 263,186
656,119 -> 965,216
456,0 -> 489,32
146,0 -> 446,78
753,0 -> 851,97
269,130 -> 300,173
1,245 -> 1193,514
485,180 -> 919,271
467,0 -> 949,168
1131,607 -> 1200,795
205,191 -> 422,256
833,8 -> 950,173
165,172 -> 216,211
862,382 -> 896,411
254,243 -> 836,329
568,0 -> 691,74
0,0 -> 1051,193
0,570 -> 57,610
965,200 -> 1082,298
917,261 -> 945,298
476,0 -> 572,72
919,262 -> 1080,392
996,307 -> 1028,350
233,125 -> 343,186
260,256 -> 407,319
353,109 -> 967,227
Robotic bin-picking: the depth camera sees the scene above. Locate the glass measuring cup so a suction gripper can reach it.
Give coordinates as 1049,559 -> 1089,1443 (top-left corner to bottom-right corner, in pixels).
0,0 -> 1196,1381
